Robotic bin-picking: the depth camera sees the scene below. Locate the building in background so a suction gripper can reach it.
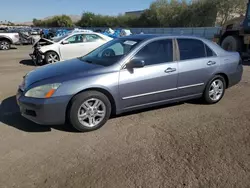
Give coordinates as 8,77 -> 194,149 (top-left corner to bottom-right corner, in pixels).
125,10 -> 145,17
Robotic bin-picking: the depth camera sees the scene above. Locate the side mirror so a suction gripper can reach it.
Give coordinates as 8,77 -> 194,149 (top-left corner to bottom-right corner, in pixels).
127,59 -> 145,69
61,40 -> 69,45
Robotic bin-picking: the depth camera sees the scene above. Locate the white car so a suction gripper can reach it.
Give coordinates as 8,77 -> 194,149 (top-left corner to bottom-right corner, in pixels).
0,32 -> 20,50
30,31 -> 113,65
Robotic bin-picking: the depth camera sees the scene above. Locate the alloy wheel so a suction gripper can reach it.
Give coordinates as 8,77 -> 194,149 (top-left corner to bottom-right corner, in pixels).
0,42 -> 10,50
77,98 -> 106,128
209,79 -> 224,101
47,54 -> 59,63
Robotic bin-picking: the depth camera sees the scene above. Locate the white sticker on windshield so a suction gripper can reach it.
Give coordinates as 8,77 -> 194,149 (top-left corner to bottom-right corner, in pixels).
123,40 -> 137,46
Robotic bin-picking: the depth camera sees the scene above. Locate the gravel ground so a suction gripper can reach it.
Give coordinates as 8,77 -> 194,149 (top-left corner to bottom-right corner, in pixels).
0,46 -> 249,188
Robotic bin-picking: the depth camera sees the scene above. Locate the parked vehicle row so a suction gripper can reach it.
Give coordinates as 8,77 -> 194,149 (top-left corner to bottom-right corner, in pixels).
30,31 -> 113,65
17,35 -> 243,132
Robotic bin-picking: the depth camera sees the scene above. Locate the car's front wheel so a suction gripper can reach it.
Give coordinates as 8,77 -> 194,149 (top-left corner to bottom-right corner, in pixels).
45,51 -> 60,64
69,91 -> 112,132
203,75 -> 226,104
0,40 -> 11,50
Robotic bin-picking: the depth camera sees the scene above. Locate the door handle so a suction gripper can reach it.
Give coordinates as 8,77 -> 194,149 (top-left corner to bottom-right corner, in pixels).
207,61 -> 216,66
165,67 -> 177,73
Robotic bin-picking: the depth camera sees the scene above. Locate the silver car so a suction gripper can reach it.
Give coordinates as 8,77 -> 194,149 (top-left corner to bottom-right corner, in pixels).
17,35 -> 243,132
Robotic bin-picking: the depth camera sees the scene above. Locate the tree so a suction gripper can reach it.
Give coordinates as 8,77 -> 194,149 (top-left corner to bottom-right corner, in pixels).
149,0 -> 217,27
215,0 -> 248,25
34,0 -> 245,28
33,15 -> 73,27
76,12 -> 96,27
138,8 -> 160,27
33,18 -> 43,26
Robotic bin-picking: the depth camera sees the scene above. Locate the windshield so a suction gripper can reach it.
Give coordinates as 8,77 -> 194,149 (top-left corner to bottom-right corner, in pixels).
79,38 -> 142,66
53,34 -> 70,42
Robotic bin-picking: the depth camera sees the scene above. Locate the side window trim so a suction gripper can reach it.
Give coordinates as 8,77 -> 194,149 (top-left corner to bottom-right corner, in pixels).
173,38 -> 180,61
203,42 -> 208,57
124,38 -> 176,68
176,38 -> 208,61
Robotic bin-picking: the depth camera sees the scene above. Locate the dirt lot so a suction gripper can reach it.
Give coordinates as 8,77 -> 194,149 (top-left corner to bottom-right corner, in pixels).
0,46 -> 249,188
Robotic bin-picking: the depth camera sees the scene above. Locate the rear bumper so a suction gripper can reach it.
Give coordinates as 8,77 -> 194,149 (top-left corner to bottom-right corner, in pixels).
17,92 -> 71,125
228,65 -> 243,88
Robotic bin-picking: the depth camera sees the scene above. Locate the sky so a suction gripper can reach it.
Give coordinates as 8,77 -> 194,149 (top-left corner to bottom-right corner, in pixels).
0,0 -> 154,22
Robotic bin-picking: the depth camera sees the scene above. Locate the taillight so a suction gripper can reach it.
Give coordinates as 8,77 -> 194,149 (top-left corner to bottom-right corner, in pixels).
14,34 -> 19,38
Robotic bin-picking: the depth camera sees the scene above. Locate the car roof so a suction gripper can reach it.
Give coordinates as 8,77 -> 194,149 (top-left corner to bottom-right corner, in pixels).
69,31 -> 113,40
70,31 -> 95,34
122,34 -> 206,41
122,34 -> 228,56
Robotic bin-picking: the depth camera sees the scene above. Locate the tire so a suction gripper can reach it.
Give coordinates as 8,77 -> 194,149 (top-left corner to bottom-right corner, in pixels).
0,40 -> 11,50
203,75 -> 226,104
221,36 -> 242,52
45,51 -> 60,64
69,91 -> 112,132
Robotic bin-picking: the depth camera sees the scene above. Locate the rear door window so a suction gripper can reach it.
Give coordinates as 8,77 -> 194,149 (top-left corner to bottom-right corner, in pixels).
84,34 -> 104,42
177,39 -> 206,61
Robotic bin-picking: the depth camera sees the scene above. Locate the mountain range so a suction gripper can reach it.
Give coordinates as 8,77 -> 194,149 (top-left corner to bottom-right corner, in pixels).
16,14 -> 82,25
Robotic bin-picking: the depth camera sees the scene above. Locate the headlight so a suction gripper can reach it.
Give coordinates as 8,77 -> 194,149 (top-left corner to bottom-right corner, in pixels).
25,83 -> 61,98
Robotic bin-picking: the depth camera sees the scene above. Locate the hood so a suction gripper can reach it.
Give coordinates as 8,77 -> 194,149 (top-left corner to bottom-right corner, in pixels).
33,38 -> 55,48
24,58 -> 102,88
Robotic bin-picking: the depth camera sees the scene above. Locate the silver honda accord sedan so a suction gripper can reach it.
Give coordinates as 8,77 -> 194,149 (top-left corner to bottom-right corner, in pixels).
16,35 -> 243,131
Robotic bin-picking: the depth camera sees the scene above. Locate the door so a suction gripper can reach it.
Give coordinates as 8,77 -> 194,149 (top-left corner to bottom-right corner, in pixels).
59,34 -> 85,60
176,38 -> 219,97
119,39 -> 179,110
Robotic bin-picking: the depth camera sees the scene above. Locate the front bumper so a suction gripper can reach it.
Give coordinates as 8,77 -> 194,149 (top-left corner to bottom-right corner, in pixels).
30,50 -> 44,65
16,90 -> 71,125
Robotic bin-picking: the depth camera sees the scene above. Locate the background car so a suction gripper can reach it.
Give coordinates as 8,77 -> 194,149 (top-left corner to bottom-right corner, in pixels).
0,32 -> 20,50
17,35 -> 243,132
30,31 -> 113,65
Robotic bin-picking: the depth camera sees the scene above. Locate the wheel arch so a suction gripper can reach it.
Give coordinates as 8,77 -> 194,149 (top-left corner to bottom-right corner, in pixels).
44,50 -> 60,59
214,73 -> 229,88
66,87 -> 117,120
0,37 -> 12,44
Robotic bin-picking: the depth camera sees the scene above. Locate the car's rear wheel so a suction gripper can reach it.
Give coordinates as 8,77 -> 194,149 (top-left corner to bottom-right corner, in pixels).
45,51 -> 60,64
203,75 -> 226,104
0,40 -> 11,50
69,91 -> 111,132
